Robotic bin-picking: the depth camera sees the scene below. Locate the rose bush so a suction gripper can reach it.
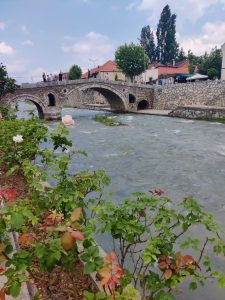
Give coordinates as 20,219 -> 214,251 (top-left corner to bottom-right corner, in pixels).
0,105 -> 225,300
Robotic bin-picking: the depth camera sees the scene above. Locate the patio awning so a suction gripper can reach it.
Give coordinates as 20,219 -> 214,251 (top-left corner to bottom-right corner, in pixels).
186,73 -> 208,80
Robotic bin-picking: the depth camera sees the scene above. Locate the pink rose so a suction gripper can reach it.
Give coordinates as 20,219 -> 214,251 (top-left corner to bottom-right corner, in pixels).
70,230 -> 84,241
62,115 -> 74,126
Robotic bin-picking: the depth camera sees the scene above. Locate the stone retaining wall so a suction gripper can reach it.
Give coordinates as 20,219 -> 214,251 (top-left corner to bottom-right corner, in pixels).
153,81 -> 225,110
169,106 -> 225,119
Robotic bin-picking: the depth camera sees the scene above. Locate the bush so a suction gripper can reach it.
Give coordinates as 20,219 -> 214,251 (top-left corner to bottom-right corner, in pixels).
207,68 -> 218,80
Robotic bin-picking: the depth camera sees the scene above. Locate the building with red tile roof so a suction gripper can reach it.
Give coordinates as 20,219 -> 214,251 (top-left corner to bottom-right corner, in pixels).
81,60 -> 126,81
151,59 -> 189,77
81,59 -> 189,83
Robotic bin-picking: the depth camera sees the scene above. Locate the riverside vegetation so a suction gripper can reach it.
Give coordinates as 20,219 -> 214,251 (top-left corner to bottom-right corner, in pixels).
92,115 -> 127,126
0,104 -> 225,300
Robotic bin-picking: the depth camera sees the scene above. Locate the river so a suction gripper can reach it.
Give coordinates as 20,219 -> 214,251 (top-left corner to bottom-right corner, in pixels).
17,102 -> 225,300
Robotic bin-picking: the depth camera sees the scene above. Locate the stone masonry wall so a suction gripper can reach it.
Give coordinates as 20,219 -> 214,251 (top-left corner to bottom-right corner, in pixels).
169,106 -> 225,119
64,89 -> 109,109
153,81 -> 225,110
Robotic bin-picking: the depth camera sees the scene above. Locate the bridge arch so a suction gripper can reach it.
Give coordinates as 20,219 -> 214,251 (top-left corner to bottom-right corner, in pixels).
77,83 -> 128,112
137,100 -> 150,110
47,93 -> 56,106
129,94 -> 136,103
7,94 -> 46,119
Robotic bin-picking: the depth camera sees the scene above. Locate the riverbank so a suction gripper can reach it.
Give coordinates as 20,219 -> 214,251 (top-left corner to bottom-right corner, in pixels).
134,109 -> 172,116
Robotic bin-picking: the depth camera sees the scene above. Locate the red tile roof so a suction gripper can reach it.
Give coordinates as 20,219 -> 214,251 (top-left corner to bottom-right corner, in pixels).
151,59 -> 189,69
81,60 -> 121,78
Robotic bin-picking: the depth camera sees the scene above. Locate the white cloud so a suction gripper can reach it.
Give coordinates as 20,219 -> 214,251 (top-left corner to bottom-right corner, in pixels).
126,1 -> 139,11
62,31 -> 115,69
132,0 -> 225,22
22,40 -> 34,46
62,31 -> 112,54
0,22 -> 6,30
179,21 -> 225,55
0,42 -> 14,56
6,59 -> 29,73
28,67 -> 46,82
21,25 -> 29,34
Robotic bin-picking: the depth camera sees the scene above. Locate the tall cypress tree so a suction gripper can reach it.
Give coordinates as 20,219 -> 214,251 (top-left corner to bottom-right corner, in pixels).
140,25 -> 156,63
156,5 -> 179,64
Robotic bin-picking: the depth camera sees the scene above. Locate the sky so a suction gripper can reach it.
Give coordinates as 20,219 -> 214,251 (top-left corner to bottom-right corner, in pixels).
1,0 -> 225,83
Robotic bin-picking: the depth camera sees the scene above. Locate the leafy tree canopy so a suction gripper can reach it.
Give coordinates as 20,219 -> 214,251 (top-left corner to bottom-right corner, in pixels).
68,64 -> 82,80
0,63 -> 16,100
115,43 -> 149,81
199,47 -> 222,78
207,68 -> 219,79
188,47 -> 222,78
177,47 -> 187,62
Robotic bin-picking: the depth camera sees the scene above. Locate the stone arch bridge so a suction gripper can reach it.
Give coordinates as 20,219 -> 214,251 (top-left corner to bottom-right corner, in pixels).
3,79 -> 154,120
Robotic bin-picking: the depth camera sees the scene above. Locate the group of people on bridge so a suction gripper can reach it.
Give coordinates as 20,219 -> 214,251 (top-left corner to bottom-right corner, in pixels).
42,72 -> 67,83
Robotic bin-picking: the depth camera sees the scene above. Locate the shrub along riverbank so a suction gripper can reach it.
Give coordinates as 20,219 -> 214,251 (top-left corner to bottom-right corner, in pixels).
1,104 -> 225,300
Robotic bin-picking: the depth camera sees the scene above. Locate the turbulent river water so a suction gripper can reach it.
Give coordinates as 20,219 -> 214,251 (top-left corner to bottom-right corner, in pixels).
17,102 -> 225,300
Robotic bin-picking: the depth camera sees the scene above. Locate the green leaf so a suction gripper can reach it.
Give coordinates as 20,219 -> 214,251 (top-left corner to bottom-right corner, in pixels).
218,274 -> 225,288
11,213 -> 25,230
96,291 -> 106,300
9,281 -> 21,297
6,165 -> 19,176
83,290 -> 94,300
189,282 -> 197,290
214,245 -> 222,255
84,262 -> 96,274
35,244 -> 46,258
155,291 -> 176,300
5,244 -> 13,254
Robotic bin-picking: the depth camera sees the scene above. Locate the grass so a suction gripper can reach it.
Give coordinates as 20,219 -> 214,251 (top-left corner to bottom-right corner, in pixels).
196,117 -> 225,123
92,115 -> 127,126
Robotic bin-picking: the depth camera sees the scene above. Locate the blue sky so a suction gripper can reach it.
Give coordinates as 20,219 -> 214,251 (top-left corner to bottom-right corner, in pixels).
1,0 -> 225,83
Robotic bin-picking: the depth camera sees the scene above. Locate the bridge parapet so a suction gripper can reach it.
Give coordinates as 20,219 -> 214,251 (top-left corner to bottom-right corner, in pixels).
20,78 -> 154,89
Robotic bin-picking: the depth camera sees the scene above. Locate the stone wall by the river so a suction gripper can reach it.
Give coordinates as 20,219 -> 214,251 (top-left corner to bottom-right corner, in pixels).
169,106 -> 225,119
153,81 -> 225,110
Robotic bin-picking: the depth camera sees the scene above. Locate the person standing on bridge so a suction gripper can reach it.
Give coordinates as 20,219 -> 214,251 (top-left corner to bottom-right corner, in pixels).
59,71 -> 63,81
42,72 -> 46,82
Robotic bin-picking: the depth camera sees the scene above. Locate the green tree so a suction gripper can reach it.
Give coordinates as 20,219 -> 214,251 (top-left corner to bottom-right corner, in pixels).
207,68 -> 219,79
177,47 -> 187,62
140,25 -> 156,63
199,47 -> 222,78
0,63 -> 16,100
188,47 -> 222,78
156,5 -> 179,64
115,43 -> 149,82
68,64 -> 82,80
187,50 -> 203,73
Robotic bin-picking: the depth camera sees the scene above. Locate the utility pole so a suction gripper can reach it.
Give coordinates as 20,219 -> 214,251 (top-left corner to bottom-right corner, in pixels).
89,58 -> 98,68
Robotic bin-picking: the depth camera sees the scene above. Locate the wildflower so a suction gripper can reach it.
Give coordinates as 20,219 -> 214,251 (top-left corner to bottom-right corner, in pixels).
13,135 -> 23,143
62,115 -> 74,126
